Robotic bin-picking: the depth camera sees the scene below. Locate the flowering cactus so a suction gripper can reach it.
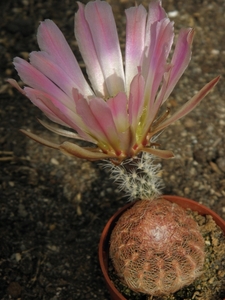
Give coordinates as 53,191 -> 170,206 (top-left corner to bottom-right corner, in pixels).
8,0 -> 219,165
8,1 -> 220,296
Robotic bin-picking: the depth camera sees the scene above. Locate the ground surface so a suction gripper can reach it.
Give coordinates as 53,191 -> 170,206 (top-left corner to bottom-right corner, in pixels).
0,0 -> 225,299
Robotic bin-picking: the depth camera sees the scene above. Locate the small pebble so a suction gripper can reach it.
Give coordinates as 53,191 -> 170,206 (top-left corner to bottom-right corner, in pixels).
168,10 -> 179,18
15,253 -> 22,262
211,49 -> 219,55
51,158 -> 59,165
216,157 -> 225,172
184,118 -> 195,128
208,277 -> 214,284
184,187 -> 190,195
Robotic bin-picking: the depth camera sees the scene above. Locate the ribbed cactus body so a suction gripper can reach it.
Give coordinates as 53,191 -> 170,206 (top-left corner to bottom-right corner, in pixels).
110,198 -> 205,296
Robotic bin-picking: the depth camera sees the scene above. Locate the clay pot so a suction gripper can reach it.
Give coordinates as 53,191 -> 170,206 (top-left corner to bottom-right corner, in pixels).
98,195 -> 225,300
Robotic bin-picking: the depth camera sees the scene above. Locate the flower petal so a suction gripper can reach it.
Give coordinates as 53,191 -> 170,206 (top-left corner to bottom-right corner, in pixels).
125,5 -> 147,92
24,88 -> 95,143
13,57 -> 74,110
141,18 -> 174,137
107,92 -> 130,154
60,142 -> 114,160
20,129 -> 60,149
38,119 -> 93,142
149,29 -> 194,127
152,76 -> 220,135
144,0 -> 167,50
147,0 -> 167,25
75,2 -> 106,97
89,97 -> 122,153
143,147 -> 174,159
29,51 -> 82,100
23,87 -> 66,125
161,28 -> 194,105
75,96 -> 116,150
107,92 -> 129,133
83,0 -> 125,97
37,19 -> 93,97
7,78 -> 26,95
143,18 -> 174,102
128,73 -> 145,129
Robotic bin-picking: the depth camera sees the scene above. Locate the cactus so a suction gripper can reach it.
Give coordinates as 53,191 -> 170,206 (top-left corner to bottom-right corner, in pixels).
104,152 -> 163,200
110,198 -> 205,296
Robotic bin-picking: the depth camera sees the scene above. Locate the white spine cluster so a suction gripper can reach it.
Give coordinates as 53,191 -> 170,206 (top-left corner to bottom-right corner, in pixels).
104,152 -> 163,201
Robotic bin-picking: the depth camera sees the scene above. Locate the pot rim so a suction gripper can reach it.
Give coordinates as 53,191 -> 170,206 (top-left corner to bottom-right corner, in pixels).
98,195 -> 225,300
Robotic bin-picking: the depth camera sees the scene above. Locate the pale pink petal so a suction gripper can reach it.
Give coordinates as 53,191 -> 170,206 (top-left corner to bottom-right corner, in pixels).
128,73 -> 145,131
13,57 -> 74,110
24,87 -> 65,125
140,18 -> 174,138
75,97 -> 114,149
140,0 -> 173,133
107,93 -> 130,153
144,0 -> 167,50
7,79 -> 26,95
147,0 -> 167,25
152,76 -> 220,135
161,28 -> 194,104
29,51 -> 82,100
84,0 -> 125,96
37,19 -> 93,97
24,88 -> 95,143
149,29 -> 194,126
38,119 -> 90,141
75,2 -> 106,97
107,92 -> 129,133
142,18 -> 174,101
146,29 -> 194,129
89,98 -> 121,153
125,5 -> 147,91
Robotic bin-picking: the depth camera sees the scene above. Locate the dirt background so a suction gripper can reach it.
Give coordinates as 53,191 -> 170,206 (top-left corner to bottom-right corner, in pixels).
0,0 -> 225,299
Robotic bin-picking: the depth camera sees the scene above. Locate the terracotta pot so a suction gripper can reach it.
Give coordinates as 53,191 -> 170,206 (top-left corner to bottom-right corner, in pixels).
98,195 -> 225,300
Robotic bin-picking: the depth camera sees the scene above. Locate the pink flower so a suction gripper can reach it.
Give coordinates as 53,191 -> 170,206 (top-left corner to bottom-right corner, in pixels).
9,0 -> 219,164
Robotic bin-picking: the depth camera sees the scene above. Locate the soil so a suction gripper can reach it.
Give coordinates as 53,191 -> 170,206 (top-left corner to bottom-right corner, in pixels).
0,0 -> 225,300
